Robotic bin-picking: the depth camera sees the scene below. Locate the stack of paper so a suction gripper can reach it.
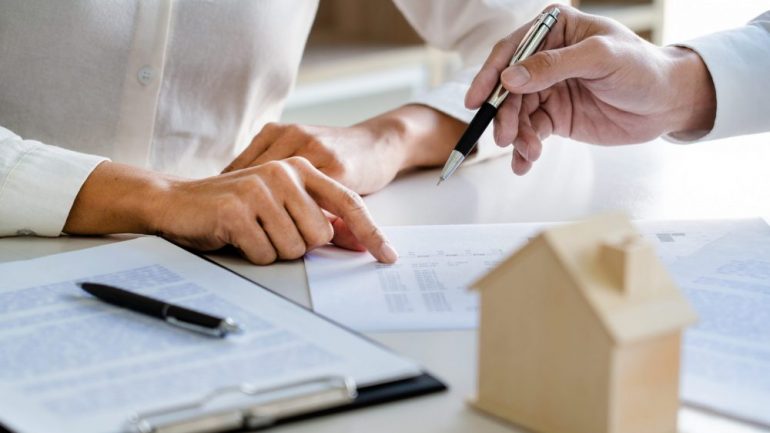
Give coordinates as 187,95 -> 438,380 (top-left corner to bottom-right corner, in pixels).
305,219 -> 756,332
305,218 -> 770,426
0,238 -> 421,433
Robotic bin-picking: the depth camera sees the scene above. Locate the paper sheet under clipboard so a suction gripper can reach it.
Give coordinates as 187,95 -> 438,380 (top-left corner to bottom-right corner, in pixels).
0,237 -> 424,433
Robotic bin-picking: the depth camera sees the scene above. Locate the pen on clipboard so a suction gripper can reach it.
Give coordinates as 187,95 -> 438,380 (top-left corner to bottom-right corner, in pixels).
78,282 -> 243,338
437,7 -> 560,185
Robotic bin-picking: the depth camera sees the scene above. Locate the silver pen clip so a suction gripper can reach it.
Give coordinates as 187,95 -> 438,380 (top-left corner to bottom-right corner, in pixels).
165,316 -> 243,338
487,7 -> 560,107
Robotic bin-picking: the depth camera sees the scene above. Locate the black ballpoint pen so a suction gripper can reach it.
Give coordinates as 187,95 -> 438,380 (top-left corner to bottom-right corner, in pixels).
437,7 -> 560,185
78,282 -> 243,337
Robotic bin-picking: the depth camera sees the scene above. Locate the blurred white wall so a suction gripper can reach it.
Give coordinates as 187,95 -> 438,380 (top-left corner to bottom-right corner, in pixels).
663,0 -> 770,43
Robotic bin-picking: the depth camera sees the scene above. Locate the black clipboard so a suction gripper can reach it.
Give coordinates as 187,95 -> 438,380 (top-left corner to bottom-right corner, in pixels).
197,249 -> 448,432
1,372 -> 446,433
0,240 -> 447,433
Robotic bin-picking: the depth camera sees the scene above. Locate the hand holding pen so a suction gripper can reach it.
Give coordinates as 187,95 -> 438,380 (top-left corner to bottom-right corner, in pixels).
438,7 -> 560,184
463,4 -> 716,175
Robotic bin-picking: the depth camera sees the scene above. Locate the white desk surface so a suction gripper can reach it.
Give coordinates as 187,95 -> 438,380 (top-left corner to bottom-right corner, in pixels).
2,135 -> 769,433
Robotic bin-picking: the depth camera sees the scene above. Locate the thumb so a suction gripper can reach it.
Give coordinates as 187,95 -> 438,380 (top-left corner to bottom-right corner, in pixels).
501,38 -> 608,94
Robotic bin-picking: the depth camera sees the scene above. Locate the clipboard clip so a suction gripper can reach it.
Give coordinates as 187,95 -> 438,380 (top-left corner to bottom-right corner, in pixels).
127,375 -> 357,433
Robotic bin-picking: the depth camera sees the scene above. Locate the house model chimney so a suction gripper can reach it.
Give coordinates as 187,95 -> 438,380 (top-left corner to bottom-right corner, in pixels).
599,235 -> 658,296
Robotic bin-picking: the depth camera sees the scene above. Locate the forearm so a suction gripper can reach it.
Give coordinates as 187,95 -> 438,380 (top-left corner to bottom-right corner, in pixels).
63,161 -> 171,235
668,13 -> 770,141
357,104 -> 466,171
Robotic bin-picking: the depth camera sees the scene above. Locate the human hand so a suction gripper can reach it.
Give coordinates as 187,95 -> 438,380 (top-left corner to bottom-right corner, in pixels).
155,157 -> 398,264
64,159 -> 397,265
466,4 -> 716,175
223,105 -> 469,195
223,121 -> 405,195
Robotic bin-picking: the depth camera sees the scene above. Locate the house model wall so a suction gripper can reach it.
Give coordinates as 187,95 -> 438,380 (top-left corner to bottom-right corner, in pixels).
471,213 -> 696,433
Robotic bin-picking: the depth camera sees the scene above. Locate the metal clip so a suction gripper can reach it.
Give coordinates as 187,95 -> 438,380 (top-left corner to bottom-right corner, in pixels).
127,375 -> 357,433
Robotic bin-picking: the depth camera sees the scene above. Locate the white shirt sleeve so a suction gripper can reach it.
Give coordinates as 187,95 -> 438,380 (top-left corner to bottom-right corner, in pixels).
392,0 -> 551,163
667,11 -> 770,143
0,126 -> 107,237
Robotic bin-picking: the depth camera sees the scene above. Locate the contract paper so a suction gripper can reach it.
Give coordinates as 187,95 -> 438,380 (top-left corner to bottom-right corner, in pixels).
306,223 -> 544,331
306,219 -> 761,331
0,237 -> 420,433
671,223 -> 770,426
305,218 -> 770,426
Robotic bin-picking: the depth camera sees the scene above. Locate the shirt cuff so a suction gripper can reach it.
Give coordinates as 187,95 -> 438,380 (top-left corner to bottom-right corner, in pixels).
409,66 -> 511,165
664,18 -> 770,143
0,134 -> 108,237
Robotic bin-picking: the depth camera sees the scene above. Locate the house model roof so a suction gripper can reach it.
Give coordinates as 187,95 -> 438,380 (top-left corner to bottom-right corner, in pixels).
473,214 -> 697,343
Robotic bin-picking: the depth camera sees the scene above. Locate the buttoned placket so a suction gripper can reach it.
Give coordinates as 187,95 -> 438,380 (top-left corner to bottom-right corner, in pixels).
112,0 -> 174,168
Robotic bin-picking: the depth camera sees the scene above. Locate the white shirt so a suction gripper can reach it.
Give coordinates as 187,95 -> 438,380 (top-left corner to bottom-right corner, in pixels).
0,0 -> 546,237
671,11 -> 770,142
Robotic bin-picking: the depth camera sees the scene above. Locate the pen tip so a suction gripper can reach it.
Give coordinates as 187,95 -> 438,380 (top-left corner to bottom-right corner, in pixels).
437,178 -> 444,186
222,318 -> 244,335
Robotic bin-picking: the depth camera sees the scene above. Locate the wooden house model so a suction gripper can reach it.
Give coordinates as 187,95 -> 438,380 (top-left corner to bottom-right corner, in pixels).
471,214 -> 697,433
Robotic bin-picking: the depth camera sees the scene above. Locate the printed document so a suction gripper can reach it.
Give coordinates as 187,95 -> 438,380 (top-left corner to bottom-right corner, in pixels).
305,218 -> 770,426
0,237 -> 420,433
305,219 -> 760,331
671,223 -> 770,426
306,223 -> 543,331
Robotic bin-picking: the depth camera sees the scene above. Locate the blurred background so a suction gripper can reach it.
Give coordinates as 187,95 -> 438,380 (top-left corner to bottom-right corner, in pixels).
282,0 -> 770,127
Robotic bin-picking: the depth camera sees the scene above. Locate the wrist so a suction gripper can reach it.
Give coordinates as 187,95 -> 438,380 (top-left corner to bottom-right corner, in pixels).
139,173 -> 177,236
355,109 -> 412,173
359,104 -> 466,171
663,46 -> 717,139
64,162 -> 176,235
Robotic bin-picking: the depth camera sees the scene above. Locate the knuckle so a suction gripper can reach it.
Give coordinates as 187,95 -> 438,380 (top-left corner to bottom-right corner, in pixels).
536,50 -> 558,69
217,195 -> 246,221
588,36 -> 619,68
285,155 -> 312,170
280,242 -> 307,261
340,188 -> 365,211
492,38 -> 508,52
588,35 -> 612,55
260,160 -> 291,180
254,249 -> 278,265
306,224 -> 334,249
262,122 -> 281,133
493,35 -> 515,54
234,233 -> 278,265
236,174 -> 266,197
305,138 -> 333,158
366,225 -> 384,243
317,148 -> 346,178
285,123 -> 306,137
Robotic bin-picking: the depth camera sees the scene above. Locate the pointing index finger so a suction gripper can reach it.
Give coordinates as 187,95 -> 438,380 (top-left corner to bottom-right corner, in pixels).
298,161 -> 398,264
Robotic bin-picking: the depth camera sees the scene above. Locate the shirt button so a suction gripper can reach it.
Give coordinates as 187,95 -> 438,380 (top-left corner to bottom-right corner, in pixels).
137,66 -> 155,86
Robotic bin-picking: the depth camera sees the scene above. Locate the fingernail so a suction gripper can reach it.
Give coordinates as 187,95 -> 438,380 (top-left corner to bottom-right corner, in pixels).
380,242 -> 399,263
502,65 -> 531,88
